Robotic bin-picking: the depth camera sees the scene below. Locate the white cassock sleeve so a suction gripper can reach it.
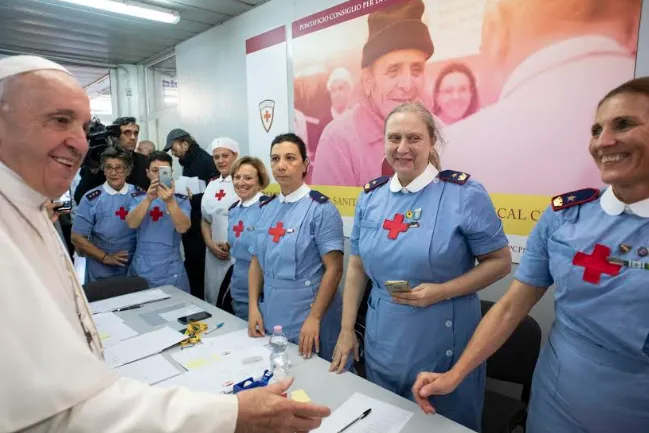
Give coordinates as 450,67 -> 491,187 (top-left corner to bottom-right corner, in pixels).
0,231 -> 238,433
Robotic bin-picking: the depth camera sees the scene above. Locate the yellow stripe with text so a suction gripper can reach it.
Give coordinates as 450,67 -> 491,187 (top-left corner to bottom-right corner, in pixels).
264,184 -> 551,237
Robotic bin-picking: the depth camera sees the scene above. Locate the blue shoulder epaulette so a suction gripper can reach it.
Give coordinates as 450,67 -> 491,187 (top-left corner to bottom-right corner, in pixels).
260,194 -> 277,208
228,200 -> 240,211
174,193 -> 188,200
209,176 -> 220,183
85,189 -> 102,201
131,190 -> 146,198
551,188 -> 599,211
309,190 -> 329,203
134,185 -> 145,192
363,176 -> 389,193
438,170 -> 470,185
259,195 -> 269,202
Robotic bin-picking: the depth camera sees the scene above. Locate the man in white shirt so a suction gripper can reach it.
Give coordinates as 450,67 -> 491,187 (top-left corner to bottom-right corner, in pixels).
441,0 -> 640,196
0,55 -> 330,433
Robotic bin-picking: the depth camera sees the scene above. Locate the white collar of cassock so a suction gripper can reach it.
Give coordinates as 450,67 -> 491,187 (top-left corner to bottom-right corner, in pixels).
600,186 -> 649,218
240,192 -> 262,208
102,182 -> 129,196
279,183 -> 310,203
389,163 -> 439,194
0,160 -> 48,208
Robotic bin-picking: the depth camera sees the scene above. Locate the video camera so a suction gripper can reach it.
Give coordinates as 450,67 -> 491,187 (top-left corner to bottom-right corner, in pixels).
83,117 -> 122,168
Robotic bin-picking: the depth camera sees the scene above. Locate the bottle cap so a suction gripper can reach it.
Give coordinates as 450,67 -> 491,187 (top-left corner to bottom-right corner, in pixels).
273,325 -> 282,333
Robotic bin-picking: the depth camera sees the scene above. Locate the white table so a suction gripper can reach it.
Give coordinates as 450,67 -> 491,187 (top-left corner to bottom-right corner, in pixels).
114,285 -> 473,433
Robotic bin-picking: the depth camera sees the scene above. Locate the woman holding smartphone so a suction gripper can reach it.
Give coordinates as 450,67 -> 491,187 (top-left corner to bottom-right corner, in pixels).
328,103 -> 511,431
247,133 -> 345,362
227,156 -> 270,320
126,151 -> 192,292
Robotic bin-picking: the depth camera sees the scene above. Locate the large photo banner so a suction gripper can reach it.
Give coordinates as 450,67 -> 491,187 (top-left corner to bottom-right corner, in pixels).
246,26 -> 290,173
291,0 -> 641,261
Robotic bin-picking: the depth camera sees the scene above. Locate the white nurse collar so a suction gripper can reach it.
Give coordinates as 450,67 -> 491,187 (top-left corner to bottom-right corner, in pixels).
600,186 -> 649,217
389,163 -> 439,194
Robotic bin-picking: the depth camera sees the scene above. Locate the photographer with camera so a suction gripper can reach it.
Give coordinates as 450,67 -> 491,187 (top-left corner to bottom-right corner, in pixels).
73,117 -> 149,204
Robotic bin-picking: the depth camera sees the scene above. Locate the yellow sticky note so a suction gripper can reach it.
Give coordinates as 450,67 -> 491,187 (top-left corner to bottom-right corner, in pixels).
99,332 -> 109,340
186,358 -> 209,369
291,389 -> 311,402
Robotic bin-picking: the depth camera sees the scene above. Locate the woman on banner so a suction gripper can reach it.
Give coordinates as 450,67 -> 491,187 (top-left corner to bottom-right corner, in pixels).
432,62 -> 480,125
329,102 -> 511,431
411,78 -> 649,433
312,0 -> 434,187
201,137 -> 240,305
247,133 -> 345,363
71,148 -> 137,282
226,157 -> 270,320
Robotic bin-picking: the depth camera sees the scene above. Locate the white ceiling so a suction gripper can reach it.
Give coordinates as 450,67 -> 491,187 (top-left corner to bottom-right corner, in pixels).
0,0 -> 268,67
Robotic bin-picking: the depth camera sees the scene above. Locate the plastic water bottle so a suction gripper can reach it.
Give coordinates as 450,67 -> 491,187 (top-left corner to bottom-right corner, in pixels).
269,325 -> 289,384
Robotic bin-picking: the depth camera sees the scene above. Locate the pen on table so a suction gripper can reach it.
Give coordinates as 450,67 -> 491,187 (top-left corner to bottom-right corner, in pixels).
205,322 -> 225,335
114,304 -> 142,312
337,408 -> 371,433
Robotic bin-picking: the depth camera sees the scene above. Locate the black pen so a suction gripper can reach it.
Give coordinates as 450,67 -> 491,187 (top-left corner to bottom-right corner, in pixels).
337,408 -> 371,433
114,304 -> 142,312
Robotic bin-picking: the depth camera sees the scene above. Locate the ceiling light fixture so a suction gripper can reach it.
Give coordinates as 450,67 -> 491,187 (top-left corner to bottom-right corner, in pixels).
55,0 -> 180,24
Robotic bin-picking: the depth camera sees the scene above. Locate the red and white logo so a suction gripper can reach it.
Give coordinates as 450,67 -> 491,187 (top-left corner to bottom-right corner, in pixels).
259,99 -> 275,133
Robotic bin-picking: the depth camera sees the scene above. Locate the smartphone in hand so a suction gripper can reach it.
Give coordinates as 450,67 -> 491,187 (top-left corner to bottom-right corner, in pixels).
158,166 -> 173,188
385,280 -> 411,296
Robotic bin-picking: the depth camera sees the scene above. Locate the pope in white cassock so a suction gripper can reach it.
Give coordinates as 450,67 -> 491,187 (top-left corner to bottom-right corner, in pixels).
0,55 -> 330,433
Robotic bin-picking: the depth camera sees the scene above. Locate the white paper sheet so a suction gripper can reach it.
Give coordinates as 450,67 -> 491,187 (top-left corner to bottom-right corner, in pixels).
90,288 -> 170,314
104,326 -> 188,368
313,393 -> 413,433
175,176 -> 206,195
95,316 -> 139,348
156,348 -> 270,394
172,344 -> 270,371
159,304 -> 204,322
114,354 -> 182,385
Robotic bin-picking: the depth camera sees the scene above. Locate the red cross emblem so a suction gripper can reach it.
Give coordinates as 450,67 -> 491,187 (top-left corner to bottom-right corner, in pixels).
268,222 -> 286,243
263,111 -> 271,122
215,189 -> 226,201
233,220 -> 244,238
383,213 -> 409,240
115,206 -> 129,220
572,244 -> 621,284
150,206 -> 164,222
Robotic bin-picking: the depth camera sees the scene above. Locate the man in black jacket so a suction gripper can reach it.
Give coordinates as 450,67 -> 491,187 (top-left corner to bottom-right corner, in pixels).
74,117 -> 150,204
164,128 -> 218,301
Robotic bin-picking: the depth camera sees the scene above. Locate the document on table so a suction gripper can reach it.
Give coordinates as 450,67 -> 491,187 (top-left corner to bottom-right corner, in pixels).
114,354 -> 182,385
93,312 -> 139,348
156,349 -> 269,394
175,176 -> 206,195
313,393 -> 412,433
104,326 -> 188,368
90,288 -> 171,314
170,329 -> 270,370
159,304 -> 204,322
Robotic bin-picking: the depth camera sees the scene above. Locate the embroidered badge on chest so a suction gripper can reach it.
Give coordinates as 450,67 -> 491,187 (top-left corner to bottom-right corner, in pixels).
268,222 -> 287,243
215,189 -> 227,201
150,206 -> 164,222
233,220 -> 244,238
383,208 -> 422,239
115,206 -> 129,220
572,244 -> 622,284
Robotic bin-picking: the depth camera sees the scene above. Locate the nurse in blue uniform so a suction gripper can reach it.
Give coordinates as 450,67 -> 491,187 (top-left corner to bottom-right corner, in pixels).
71,148 -> 137,282
227,156 -> 270,320
329,102 -> 511,431
126,151 -> 192,292
248,133 -> 344,362
413,78 -> 649,433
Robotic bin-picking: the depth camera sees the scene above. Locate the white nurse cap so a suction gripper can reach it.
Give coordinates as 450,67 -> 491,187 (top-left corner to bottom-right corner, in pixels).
210,137 -> 240,155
